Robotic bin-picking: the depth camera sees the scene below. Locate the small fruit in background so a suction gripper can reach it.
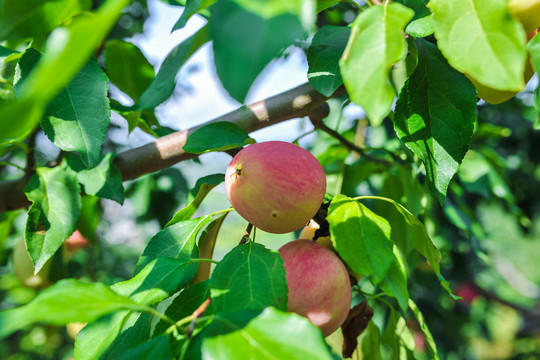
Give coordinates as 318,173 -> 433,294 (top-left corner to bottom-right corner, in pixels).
299,219 -> 334,251
225,141 -> 326,234
12,239 -> 52,288
278,239 -> 352,337
66,322 -> 87,340
64,230 -> 89,258
509,0 -> 540,33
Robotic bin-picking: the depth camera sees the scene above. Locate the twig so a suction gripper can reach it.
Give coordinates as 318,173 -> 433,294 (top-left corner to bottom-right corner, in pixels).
25,128 -> 38,176
239,223 -> 254,245
187,298 -> 212,337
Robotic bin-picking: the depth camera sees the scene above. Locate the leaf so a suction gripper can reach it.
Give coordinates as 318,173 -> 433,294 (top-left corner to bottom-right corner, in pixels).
361,321 -> 383,360
527,33 -> 540,125
340,3 -> 414,126
137,24 -> 210,110
307,25 -> 351,97
172,0 -> 214,31
211,0 -> 305,102
166,173 -> 224,226
399,0 -> 433,37
67,153 -> 125,204
316,0 -> 340,13
104,39 -> 155,102
382,310 -> 415,360
102,312 -> 154,360
0,0 -> 90,41
191,214 -> 228,284
210,242 -> 288,313
327,194 -> 394,284
116,335 -> 172,360
153,280 -> 211,335
393,39 -> 476,205
41,55 -> 110,168
183,122 -> 256,154
188,308 -> 335,360
24,165 -> 81,273
408,299 -> 439,360
379,246 -> 409,312
113,257 -> 199,305
136,216 -> 212,273
428,0 -> 526,91
0,279 -> 145,339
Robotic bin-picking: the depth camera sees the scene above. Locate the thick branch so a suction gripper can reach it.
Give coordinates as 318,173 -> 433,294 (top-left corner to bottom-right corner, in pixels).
0,82 -> 344,212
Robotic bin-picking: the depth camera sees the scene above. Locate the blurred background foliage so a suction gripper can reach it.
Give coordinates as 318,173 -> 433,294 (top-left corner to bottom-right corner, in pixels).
1,0 -> 540,359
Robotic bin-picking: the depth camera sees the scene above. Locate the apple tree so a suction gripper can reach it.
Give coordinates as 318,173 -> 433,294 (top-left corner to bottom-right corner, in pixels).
1,0 -> 540,359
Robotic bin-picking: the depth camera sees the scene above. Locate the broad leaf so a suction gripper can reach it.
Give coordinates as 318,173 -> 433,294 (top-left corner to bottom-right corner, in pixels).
67,153 -> 125,204
104,39 -> 155,102
210,242 -> 288,313
24,165 -> 81,272
102,312 -> 154,360
116,335 -> 172,360
307,25 -> 351,97
340,3 -> 414,126
0,0 -> 90,41
409,299 -> 439,359
428,0 -> 526,91
41,55 -> 110,168
379,246 -> 409,312
183,122 -> 255,154
393,39 -> 476,204
0,279 -> 144,339
153,280 -> 211,335
362,322 -> 383,360
136,216 -> 211,272
166,174 -> 224,225
172,0 -> 214,31
137,25 -> 210,110
527,33 -> 540,125
400,0 -> 433,37
188,308 -> 334,360
327,194 -> 393,284
211,0 -> 305,102
381,311 -> 415,360
113,257 -> 199,305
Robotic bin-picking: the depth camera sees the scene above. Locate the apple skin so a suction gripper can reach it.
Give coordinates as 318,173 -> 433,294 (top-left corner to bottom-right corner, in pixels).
509,0 -> 540,33
64,230 -> 89,257
225,141 -> 326,234
12,239 -> 52,288
278,239 -> 352,337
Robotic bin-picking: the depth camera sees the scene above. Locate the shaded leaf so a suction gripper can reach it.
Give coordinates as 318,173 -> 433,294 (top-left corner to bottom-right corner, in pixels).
183,122 -> 255,154
116,335 -> 172,360
24,165 -> 81,272
379,246 -> 409,312
172,0 -> 214,31
409,299 -> 439,359
75,311 -> 129,360
210,242 -> 287,313
393,39 -> 476,204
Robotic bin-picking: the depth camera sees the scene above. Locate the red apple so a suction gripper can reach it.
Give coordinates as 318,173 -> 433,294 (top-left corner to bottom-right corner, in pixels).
225,141 -> 326,234
278,239 -> 352,336
64,230 -> 89,257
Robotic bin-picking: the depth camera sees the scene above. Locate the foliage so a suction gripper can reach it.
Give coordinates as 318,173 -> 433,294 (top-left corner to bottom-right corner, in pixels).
1,0 -> 540,359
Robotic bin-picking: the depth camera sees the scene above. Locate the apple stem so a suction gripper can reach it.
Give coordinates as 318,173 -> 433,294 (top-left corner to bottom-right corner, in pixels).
239,223 -> 254,245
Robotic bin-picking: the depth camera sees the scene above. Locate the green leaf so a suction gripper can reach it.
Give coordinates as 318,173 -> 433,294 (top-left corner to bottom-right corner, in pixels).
327,194 -> 394,284
116,335 -> 172,360
379,246 -> 409,312
166,174 -> 225,226
307,25 -> 351,97
136,216 -> 212,272
67,153 -> 125,204
102,312 -> 154,360
24,165 -> 81,273
210,242 -> 288,313
211,0 -> 305,102
188,308 -> 334,360
362,321 -> 383,360
428,0 -> 526,91
408,299 -> 439,360
113,257 -> 198,305
393,39 -> 476,205
183,122 -> 255,154
154,280 -> 211,335
527,33 -> 540,125
0,279 -> 144,339
316,0 -> 340,13
382,310 -> 415,359
399,0 -> 433,37
340,3 -> 414,126
0,0 -> 90,41
172,0 -> 214,31
104,39 -> 155,102
137,24 -> 210,110
41,56 -> 110,168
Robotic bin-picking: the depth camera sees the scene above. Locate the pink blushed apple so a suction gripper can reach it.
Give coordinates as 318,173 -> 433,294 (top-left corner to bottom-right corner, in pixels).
278,239 -> 352,336
225,141 -> 326,234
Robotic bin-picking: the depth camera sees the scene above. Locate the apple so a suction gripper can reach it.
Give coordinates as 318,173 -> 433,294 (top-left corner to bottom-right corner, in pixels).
278,239 -> 352,336
225,141 -> 326,234
299,219 -> 334,251
64,230 -> 89,257
509,0 -> 540,33
12,238 -> 52,288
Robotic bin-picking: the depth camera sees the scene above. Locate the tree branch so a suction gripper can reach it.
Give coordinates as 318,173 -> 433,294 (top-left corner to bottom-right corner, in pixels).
0,82 -> 345,213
